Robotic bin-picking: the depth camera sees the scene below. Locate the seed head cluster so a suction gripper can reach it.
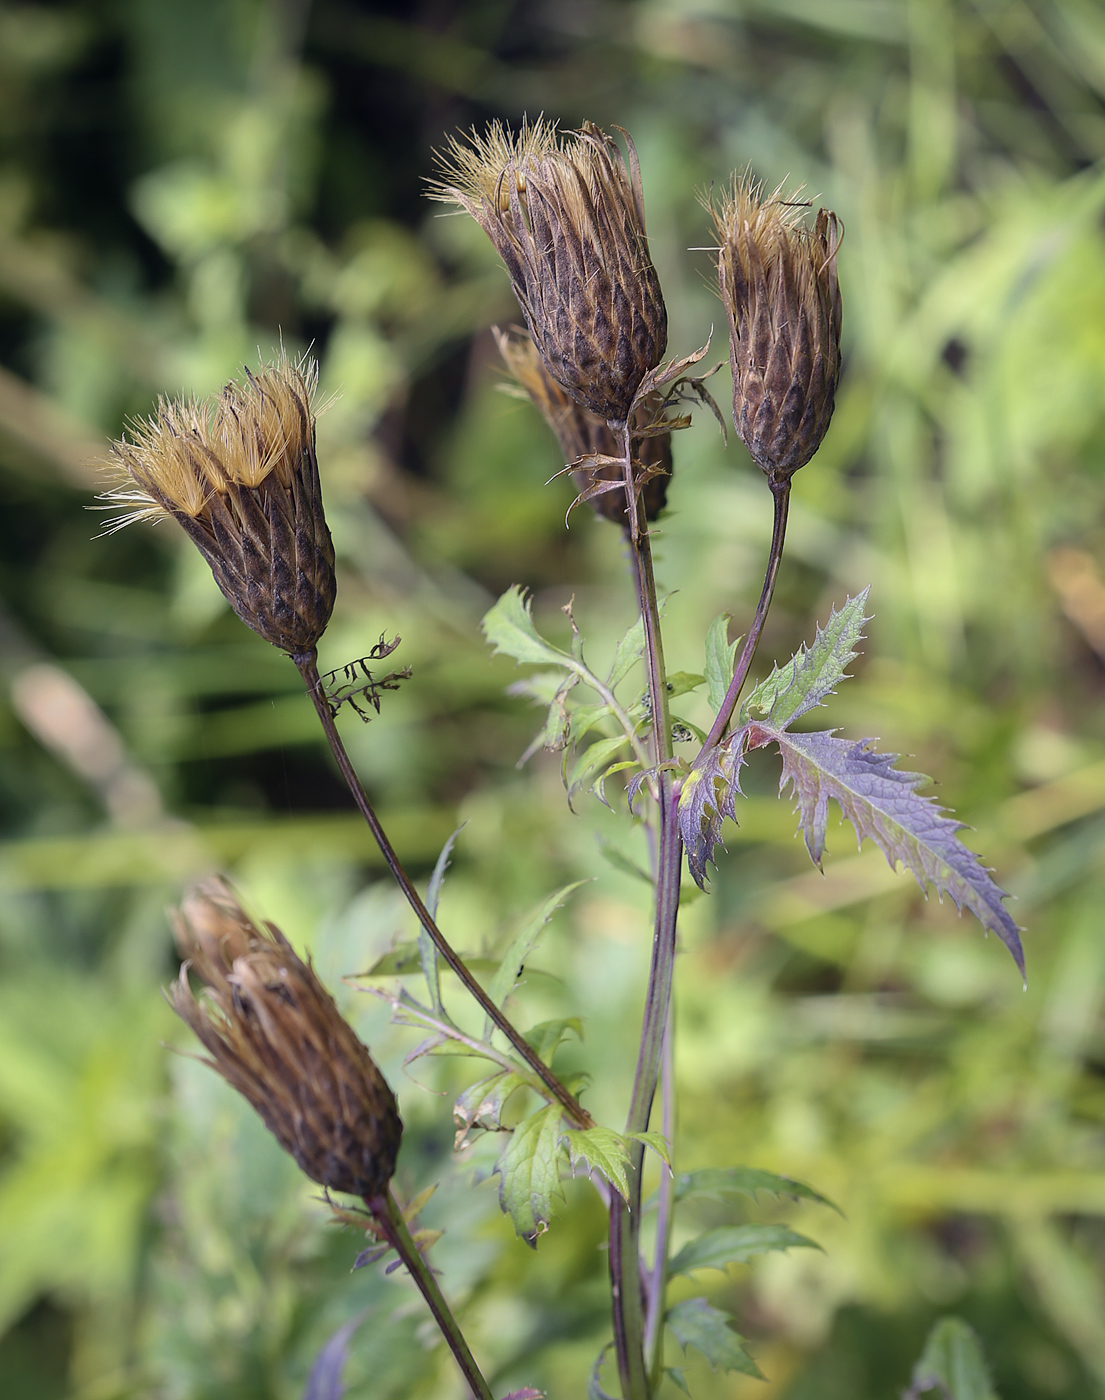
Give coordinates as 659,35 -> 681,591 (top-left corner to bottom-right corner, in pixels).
104,356 -> 336,656
494,326 -> 671,530
433,118 -> 667,426
711,177 -> 842,483
171,878 -> 402,1200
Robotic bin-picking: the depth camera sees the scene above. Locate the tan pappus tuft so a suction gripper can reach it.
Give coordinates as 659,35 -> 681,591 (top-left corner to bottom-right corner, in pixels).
171,878 -> 402,1199
711,177 -> 842,484
433,118 -> 667,426
494,326 -> 671,530
102,355 -> 336,656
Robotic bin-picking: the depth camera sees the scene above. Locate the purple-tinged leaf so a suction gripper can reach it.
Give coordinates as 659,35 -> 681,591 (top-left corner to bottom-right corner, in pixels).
749,723 -> 1024,976
741,589 -> 870,729
677,732 -> 750,887
302,1309 -> 371,1400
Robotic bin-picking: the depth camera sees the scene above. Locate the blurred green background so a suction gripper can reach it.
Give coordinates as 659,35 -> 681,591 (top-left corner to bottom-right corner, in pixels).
2,1 -> 1105,1396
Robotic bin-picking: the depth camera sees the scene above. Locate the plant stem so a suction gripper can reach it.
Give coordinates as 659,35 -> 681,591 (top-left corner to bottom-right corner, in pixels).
367,1188 -> 493,1400
698,479 -> 791,753
609,422 -> 681,1400
644,1015 -> 675,1378
295,651 -> 592,1130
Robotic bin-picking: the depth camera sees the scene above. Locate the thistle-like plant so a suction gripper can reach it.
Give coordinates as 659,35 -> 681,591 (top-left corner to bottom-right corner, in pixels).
105,121 -> 1022,1400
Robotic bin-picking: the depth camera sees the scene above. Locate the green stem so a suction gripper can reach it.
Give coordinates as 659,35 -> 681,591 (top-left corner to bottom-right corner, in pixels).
296,651 -> 592,1130
367,1188 -> 493,1400
609,422 -> 681,1400
644,1016 -> 675,1379
698,479 -> 790,754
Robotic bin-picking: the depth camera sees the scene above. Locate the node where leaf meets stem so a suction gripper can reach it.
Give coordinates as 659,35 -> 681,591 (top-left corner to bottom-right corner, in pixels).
609,422 -> 681,1400
294,649 -> 593,1131
366,1189 -> 494,1400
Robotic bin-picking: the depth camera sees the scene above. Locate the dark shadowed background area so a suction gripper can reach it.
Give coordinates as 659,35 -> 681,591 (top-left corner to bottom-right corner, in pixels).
2,1 -> 1105,1396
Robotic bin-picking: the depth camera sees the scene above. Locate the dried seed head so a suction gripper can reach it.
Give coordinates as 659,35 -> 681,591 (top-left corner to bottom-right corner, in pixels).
494,326 -> 671,531
103,356 -> 336,655
711,178 -> 842,483
171,878 -> 402,1199
433,118 -> 667,425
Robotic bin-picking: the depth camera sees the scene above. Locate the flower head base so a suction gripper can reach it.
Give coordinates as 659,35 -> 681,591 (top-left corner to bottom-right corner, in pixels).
712,178 -> 842,484
171,877 -> 402,1199
104,356 -> 336,656
495,326 -> 671,530
433,118 -> 667,425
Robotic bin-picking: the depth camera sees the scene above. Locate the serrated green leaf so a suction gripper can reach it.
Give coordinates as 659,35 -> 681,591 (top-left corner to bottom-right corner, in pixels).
363,944 -> 497,977
422,824 -> 465,1009
566,701 -> 617,746
568,735 -> 630,797
669,1223 -> 819,1276
486,882 -> 586,1014
665,671 -> 706,699
740,589 -> 869,728
454,1070 -> 528,1137
671,1165 -> 839,1213
525,1017 -> 583,1064
665,1299 -> 763,1378
506,669 -> 565,704
607,613 -> 646,691
629,1130 -> 672,1167
595,758 -> 641,809
704,614 -> 738,713
665,1368 -> 691,1396
482,586 -> 573,669
587,1344 -> 618,1400
542,673 -> 579,751
494,1104 -> 565,1244
906,1317 -> 999,1400
563,1125 -> 632,1199
598,842 -> 652,884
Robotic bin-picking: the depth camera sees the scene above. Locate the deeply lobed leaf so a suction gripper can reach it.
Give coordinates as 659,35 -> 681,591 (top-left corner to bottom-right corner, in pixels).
668,1223 -> 820,1276
749,722 -> 1024,976
665,1298 -> 763,1379
677,733 -> 749,887
494,1104 -> 566,1245
740,589 -> 870,728
905,1317 -> 999,1400
671,1165 -> 840,1213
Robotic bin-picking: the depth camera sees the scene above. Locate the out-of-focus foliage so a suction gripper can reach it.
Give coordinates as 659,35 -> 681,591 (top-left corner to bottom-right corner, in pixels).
1,1 -> 1105,1397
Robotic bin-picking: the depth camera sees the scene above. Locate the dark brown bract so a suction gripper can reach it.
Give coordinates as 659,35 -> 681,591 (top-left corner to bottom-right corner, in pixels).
712,179 -> 842,483
433,119 -> 667,426
171,878 -> 402,1200
103,356 -> 336,656
494,326 -> 671,531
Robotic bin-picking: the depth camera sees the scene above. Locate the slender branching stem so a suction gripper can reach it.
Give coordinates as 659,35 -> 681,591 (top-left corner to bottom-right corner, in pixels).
609,420 -> 681,1400
644,1017 -> 676,1378
698,479 -> 791,754
295,652 -> 593,1130
366,1188 -> 493,1400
